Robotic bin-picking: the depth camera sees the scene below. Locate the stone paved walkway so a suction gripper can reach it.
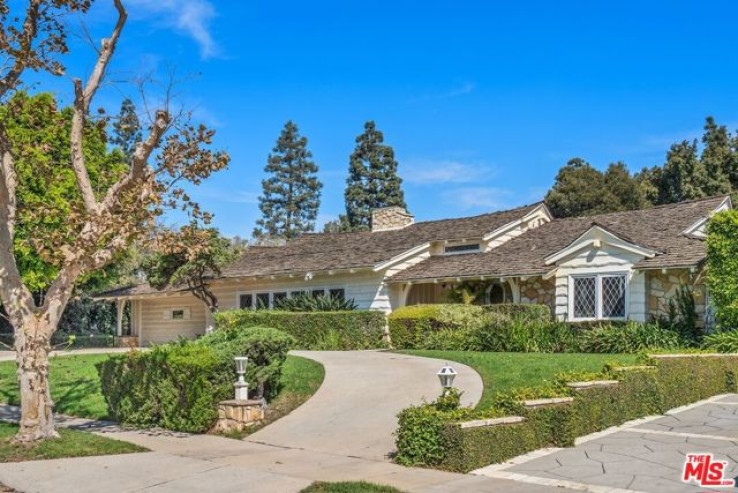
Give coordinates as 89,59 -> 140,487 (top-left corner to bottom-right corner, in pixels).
474,394 -> 738,493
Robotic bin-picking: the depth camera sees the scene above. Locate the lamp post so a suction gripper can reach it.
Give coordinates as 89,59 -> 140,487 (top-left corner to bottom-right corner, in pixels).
234,357 -> 248,400
437,363 -> 457,393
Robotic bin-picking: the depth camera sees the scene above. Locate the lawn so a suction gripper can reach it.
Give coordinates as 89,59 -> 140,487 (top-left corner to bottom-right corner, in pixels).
301,482 -> 404,493
401,350 -> 639,409
0,354 -> 110,419
0,353 -> 324,425
0,422 -> 146,462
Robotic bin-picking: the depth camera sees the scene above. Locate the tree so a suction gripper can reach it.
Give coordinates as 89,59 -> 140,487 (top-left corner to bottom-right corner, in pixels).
344,121 -> 406,230
545,158 -> 621,218
143,224 -> 240,320
253,121 -> 322,239
700,117 -> 734,196
658,140 -> 707,204
111,98 -> 142,160
0,0 -> 229,441
603,161 -> 649,211
706,210 -> 738,329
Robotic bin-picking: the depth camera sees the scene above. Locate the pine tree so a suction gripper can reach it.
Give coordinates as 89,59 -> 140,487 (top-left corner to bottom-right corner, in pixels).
344,121 -> 406,230
111,98 -> 142,160
658,140 -> 707,204
700,117 -> 734,195
254,121 -> 322,240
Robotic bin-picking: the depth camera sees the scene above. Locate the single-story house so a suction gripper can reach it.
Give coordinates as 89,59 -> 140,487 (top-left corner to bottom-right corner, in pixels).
95,194 -> 732,346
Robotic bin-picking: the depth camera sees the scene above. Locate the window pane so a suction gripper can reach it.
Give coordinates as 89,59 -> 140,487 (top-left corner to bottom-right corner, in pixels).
256,293 -> 270,309
329,288 -> 345,300
291,291 -> 307,298
573,277 -> 596,318
312,289 -> 325,298
172,310 -> 184,320
273,292 -> 287,305
239,294 -> 253,310
602,275 -> 627,318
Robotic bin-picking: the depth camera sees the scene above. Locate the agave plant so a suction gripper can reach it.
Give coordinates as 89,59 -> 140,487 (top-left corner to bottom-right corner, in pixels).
273,293 -> 358,312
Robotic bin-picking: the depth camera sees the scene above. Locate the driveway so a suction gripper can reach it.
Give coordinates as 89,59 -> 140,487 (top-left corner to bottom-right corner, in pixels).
247,350 -> 483,460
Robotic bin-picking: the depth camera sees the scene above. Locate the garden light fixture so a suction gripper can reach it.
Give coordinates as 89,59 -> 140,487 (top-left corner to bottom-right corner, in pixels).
437,363 -> 457,389
234,356 -> 248,400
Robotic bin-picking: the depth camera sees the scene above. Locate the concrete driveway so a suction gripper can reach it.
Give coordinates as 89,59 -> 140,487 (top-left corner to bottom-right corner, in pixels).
247,350 -> 483,461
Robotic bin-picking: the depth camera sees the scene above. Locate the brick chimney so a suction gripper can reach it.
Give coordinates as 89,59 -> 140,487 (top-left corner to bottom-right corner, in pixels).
371,206 -> 414,232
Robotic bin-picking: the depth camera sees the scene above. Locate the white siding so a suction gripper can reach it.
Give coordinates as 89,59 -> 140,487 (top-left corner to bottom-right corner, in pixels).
553,229 -> 646,321
138,295 -> 208,346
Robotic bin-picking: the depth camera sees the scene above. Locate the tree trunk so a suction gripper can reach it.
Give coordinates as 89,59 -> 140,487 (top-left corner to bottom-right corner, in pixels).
13,315 -> 58,442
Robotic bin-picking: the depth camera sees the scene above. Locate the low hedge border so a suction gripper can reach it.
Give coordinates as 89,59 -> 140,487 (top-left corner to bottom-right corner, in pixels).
396,353 -> 738,472
215,310 -> 387,350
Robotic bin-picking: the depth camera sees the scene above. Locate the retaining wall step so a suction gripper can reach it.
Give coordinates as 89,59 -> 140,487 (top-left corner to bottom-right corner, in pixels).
459,416 -> 526,429
522,397 -> 574,409
566,380 -> 619,390
648,353 -> 738,359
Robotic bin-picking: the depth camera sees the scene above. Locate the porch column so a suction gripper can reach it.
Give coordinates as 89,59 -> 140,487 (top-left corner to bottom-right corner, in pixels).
507,278 -> 521,303
115,299 -> 126,337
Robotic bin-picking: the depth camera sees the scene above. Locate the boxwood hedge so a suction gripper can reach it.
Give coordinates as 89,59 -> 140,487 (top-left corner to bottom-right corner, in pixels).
215,310 -> 386,350
396,354 -> 738,472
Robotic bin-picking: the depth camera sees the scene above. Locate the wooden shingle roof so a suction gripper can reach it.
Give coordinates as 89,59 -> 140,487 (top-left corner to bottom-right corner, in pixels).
388,195 -> 730,282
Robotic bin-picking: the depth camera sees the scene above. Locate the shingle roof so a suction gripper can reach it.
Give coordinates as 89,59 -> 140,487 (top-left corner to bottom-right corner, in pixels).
388,195 -> 729,282
95,202 -> 541,298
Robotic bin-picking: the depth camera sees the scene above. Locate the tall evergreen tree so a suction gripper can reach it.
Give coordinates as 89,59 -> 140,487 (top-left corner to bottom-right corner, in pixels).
700,117 -> 734,195
603,161 -> 649,211
344,121 -> 406,230
254,121 -> 322,240
545,158 -> 620,218
111,98 -> 142,160
658,140 -> 707,204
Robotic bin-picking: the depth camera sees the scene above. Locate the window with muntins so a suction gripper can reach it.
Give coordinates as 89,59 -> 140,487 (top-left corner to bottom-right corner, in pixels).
239,294 -> 253,310
571,273 -> 627,320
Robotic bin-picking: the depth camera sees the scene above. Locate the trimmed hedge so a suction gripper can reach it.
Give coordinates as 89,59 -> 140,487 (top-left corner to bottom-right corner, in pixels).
97,326 -> 293,432
395,354 -> 738,472
387,304 -> 488,350
215,310 -> 386,350
482,303 -> 551,323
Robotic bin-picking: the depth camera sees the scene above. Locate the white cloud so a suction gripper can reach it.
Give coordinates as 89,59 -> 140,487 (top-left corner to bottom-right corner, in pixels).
127,0 -> 219,59
442,187 -> 515,211
403,159 -> 495,185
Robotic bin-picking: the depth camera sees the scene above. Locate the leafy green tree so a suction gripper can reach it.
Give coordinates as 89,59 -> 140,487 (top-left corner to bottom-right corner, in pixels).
0,92 -> 128,295
254,121 -> 322,239
706,210 -> 738,329
344,121 -> 406,230
636,165 -> 663,205
658,140 -> 707,204
143,224 -> 241,315
603,161 -> 649,211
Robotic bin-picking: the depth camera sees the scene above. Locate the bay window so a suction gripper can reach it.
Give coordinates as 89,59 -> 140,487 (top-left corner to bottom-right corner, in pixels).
570,273 -> 628,321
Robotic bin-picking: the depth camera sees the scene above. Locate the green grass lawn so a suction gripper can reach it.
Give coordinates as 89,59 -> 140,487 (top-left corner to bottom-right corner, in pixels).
301,482 -> 404,493
0,422 -> 146,462
0,354 -> 110,419
401,350 -> 639,409
0,353 -> 324,425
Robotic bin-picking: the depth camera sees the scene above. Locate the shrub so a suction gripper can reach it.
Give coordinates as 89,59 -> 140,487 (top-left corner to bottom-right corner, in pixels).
273,293 -> 358,312
97,326 -> 292,432
707,210 -> 738,329
482,303 -> 551,323
703,330 -> 738,353
395,354 -> 738,472
578,322 -> 684,353
388,304 -> 489,350
215,309 -> 385,350
477,317 -> 580,353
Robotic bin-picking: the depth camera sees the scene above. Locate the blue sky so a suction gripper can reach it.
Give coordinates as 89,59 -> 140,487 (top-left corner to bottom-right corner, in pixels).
44,0 -> 738,237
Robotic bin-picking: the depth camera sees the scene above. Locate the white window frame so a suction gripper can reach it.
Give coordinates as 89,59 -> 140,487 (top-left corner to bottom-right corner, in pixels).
163,307 -> 191,320
568,272 -> 629,322
236,285 -> 347,310
443,243 -> 482,255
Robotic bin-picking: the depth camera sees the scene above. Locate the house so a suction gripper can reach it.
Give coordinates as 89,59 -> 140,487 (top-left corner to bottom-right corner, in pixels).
95,195 -> 732,346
